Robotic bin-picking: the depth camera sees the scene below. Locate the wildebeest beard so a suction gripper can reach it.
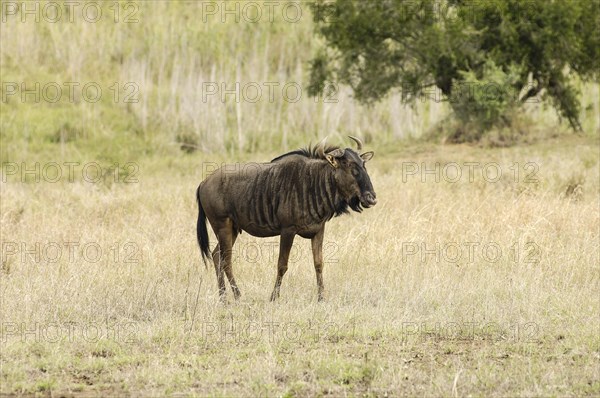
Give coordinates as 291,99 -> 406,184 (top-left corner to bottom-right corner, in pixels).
348,196 -> 363,213
333,194 -> 363,216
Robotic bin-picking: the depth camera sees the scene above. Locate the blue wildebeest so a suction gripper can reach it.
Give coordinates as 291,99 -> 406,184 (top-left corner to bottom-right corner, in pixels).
196,136 -> 376,302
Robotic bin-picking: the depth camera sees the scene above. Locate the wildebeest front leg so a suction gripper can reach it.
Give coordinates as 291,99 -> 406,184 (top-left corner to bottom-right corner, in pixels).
270,232 -> 295,301
311,227 -> 325,301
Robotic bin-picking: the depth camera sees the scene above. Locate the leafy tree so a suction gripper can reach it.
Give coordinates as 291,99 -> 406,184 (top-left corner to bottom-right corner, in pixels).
308,0 -> 599,139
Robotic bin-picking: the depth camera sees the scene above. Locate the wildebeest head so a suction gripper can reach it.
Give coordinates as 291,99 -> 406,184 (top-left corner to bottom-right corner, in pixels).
319,136 -> 377,212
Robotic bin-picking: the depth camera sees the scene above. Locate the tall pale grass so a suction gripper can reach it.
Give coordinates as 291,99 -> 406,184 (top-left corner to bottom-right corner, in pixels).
1,1 -> 598,156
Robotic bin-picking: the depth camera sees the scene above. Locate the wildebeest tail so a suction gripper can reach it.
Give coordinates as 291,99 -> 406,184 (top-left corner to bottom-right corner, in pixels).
196,185 -> 210,268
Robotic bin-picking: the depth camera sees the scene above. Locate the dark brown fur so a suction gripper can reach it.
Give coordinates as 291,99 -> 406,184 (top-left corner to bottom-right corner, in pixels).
196,139 -> 376,302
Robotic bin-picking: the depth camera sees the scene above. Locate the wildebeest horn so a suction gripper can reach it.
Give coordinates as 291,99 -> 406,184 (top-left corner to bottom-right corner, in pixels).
317,137 -> 328,157
348,136 -> 363,151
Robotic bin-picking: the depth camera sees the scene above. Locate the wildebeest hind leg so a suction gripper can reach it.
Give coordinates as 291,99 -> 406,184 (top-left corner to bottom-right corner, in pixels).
214,219 -> 239,302
224,230 -> 241,300
211,243 -> 227,302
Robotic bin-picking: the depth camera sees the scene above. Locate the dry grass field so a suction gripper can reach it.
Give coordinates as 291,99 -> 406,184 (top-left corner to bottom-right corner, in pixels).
1,1 -> 599,396
1,135 -> 598,396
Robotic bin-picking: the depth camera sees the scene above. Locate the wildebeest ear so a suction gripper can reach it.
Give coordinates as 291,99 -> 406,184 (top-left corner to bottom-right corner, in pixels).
325,154 -> 338,168
360,151 -> 374,162
327,148 -> 345,158
325,148 -> 344,168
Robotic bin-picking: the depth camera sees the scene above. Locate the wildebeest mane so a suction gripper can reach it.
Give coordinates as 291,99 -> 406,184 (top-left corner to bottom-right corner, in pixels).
267,145 -> 362,221
271,144 -> 342,162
